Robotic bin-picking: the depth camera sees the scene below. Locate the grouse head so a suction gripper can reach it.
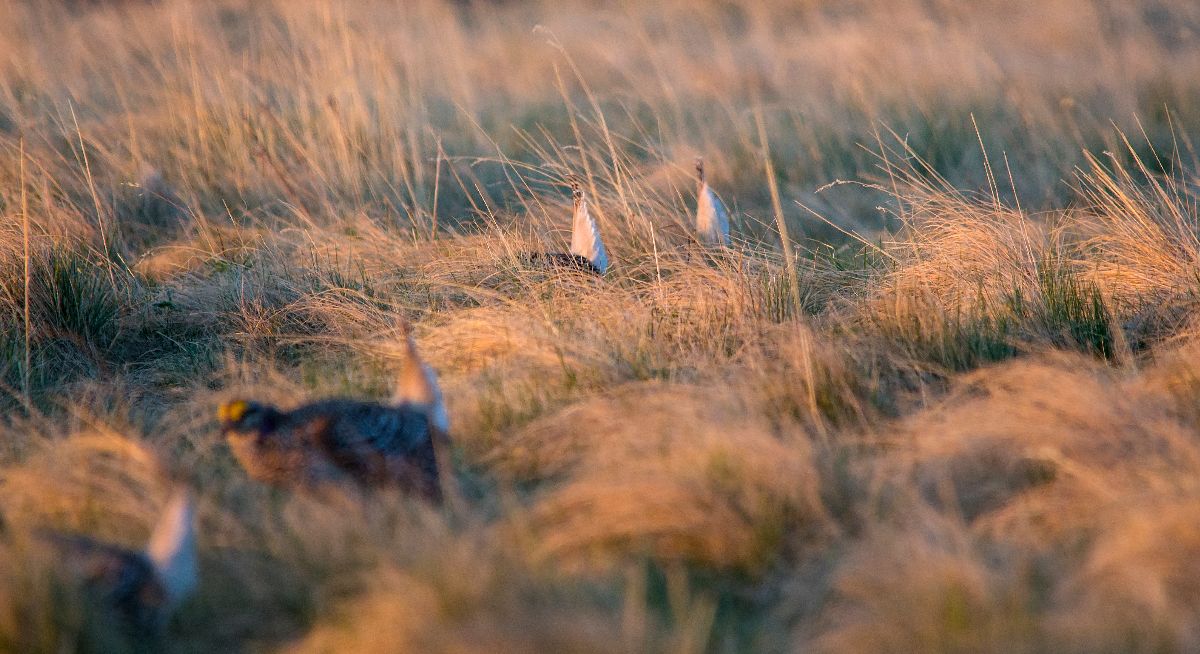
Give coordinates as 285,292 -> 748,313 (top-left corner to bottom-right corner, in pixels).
218,399 -> 280,437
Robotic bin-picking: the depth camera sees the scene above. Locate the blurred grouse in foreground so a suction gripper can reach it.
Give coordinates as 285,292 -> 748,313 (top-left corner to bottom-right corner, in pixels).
43,489 -> 198,635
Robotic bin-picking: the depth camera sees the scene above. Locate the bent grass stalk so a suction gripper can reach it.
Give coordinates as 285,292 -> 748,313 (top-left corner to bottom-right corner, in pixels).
21,138 -> 30,405
755,104 -> 801,311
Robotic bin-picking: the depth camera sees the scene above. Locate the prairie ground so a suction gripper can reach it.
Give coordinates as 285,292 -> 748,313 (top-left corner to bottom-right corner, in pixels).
2,0 -> 1200,652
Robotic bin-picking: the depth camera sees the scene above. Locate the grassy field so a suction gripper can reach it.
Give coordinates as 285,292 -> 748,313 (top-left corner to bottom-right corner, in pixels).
2,0 -> 1200,651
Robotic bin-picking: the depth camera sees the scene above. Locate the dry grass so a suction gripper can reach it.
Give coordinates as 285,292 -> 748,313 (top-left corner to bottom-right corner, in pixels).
3,0 -> 1200,651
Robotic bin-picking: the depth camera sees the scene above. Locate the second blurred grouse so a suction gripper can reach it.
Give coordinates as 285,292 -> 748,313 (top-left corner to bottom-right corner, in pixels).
219,398 -> 441,499
220,330 -> 446,499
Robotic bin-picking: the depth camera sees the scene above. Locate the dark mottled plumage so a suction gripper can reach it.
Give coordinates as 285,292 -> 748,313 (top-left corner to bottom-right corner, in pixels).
522,251 -> 603,275
220,398 -> 441,500
42,532 -> 167,634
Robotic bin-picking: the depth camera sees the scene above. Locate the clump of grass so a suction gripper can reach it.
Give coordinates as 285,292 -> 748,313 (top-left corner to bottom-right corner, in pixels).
806,515 -> 1044,654
0,246 -> 120,351
865,291 -> 1020,374
743,323 -> 873,433
508,385 -> 831,575
0,247 -> 122,404
1026,257 -> 1115,360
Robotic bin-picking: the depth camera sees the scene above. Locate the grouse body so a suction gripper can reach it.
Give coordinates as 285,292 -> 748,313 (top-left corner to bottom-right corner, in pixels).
40,490 -> 197,636
522,177 -> 609,275
219,398 -> 441,500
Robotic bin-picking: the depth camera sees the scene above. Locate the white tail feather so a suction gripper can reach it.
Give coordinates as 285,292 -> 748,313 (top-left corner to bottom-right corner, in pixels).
570,191 -> 609,272
696,183 -> 731,246
394,334 -> 451,433
422,363 -> 451,433
144,489 -> 198,607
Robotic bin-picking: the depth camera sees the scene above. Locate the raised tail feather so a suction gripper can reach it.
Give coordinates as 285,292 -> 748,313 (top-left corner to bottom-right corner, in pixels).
393,323 -> 451,435
144,488 -> 198,609
568,181 -> 609,272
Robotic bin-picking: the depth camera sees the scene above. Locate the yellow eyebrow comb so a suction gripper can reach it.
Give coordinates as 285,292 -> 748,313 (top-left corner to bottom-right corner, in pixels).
219,400 -> 248,423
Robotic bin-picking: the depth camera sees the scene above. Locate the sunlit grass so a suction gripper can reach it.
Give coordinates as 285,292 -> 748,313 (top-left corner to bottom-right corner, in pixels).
3,0 -> 1200,652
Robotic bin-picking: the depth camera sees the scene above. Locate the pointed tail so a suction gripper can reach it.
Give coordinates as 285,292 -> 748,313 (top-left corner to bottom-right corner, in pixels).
697,184 -> 731,246
393,325 -> 451,434
568,179 -> 609,272
144,488 -> 198,607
